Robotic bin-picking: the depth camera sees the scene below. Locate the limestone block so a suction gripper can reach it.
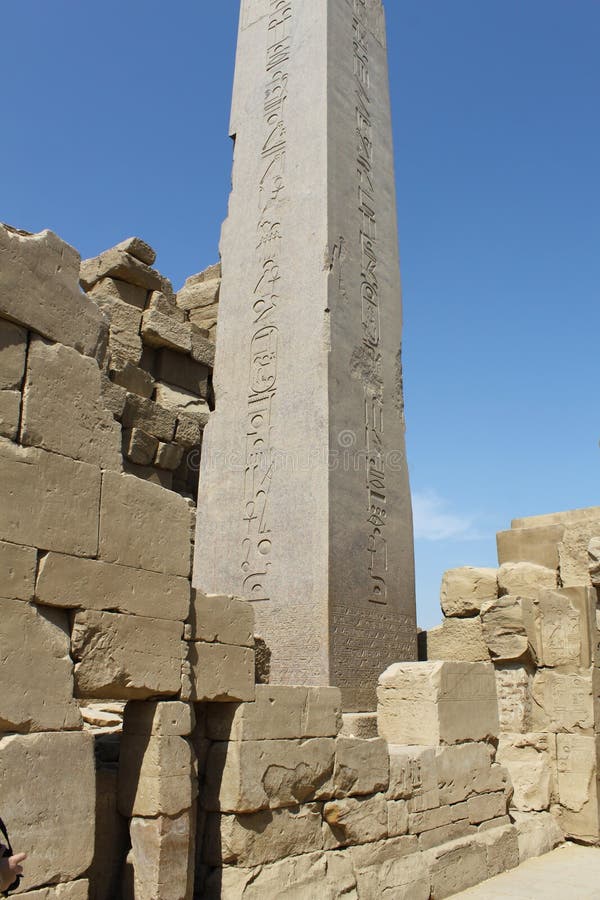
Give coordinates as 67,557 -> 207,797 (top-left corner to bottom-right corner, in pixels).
130,811 -> 194,900
36,551 -> 190,620
155,441 -> 184,471
124,701 -> 194,737
207,850 -> 355,900
440,566 -> 498,617
147,290 -> 186,322
0,597 -> 81,732
513,508 -> 600,528
203,738 -> 336,813
122,394 -> 177,442
495,664 -> 533,732
418,820 -> 476,851
21,337 -> 122,469
497,524 -> 564,569
387,799 -> 409,837
0,389 -> 19,439
206,805 -> 324,866
531,669 -> 593,733
333,736 -> 389,797
497,561 -> 557,597
187,642 -> 255,703
175,412 -> 207,449
101,375 -> 127,420
71,609 -> 184,699
119,734 -> 196,817
589,536 -> 600,586
176,268 -> 220,312
324,795 -> 388,847
378,661 -> 499,746
80,248 -> 163,292
426,836 -> 488,899
15,882 -> 89,899
340,712 -> 378,739
206,685 -> 341,741
88,275 -> 147,309
480,595 -> 530,661
0,732 -> 94,890
89,766 -> 129,900
114,237 -> 156,266
0,226 -> 107,359
476,823 -> 519,878
350,844 -> 429,900
0,319 -> 27,389
556,733 -> 599,842
188,590 -> 254,646
387,746 -> 439,811
0,539 -> 36,600
510,810 -> 564,863
408,804 -> 460,834
142,309 -> 192,353
496,733 -> 553,812
155,381 -> 209,415
188,305 -> 218,335
110,362 -> 155,399
190,326 -> 215,368
122,426 -> 159,465
435,742 -> 495,805
466,791 -> 507,824
560,519 -> 600,587
156,349 -> 209,398
99,472 -> 192,576
528,586 -> 594,669
0,439 -> 101,556
94,296 -> 143,368
426,616 -> 489,662
124,461 -> 173,490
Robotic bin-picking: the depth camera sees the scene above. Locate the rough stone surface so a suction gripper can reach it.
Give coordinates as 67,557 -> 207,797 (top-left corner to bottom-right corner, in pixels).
480,595 -> 530,661
476,824 -> 520,878
99,472 -> 192,577
71,609 -> 184,699
147,290 -> 186,323
333,736 -> 389,797
155,381 -> 209,415
188,591 -> 254,646
21,336 -> 122,469
0,318 -> 27,390
559,519 -> 600,587
0,539 -> 36,600
588,537 -> 600,587
435,742 -> 496,805
427,616 -> 489,662
122,426 -> 159,466
555,733 -> 599,842
155,441 -> 184,471
0,226 -> 107,359
0,439 -> 101,556
187,642 -> 255,703
156,349 -> 209,397
324,795 -> 388,847
94,295 -> 143,368
111,363 -> 155,399
114,237 -> 156,266
14,882 -> 89,899
527,586 -> 592,669
130,811 -> 194,900
531,669 -> 593,733
80,248 -> 164,292
206,685 -> 341,741
142,309 -> 192,353
190,325 -> 216,367
119,734 -> 196,817
0,597 -> 81,732
124,701 -> 194,737
203,738 -> 335,813
175,412 -> 206,449
495,665 -> 533,732
510,811 -> 564,863
497,733 -> 553,812
388,746 -> 440,810
88,275 -> 148,310
378,661 -> 499,746
122,394 -> 177,442
206,805 -> 324,866
0,389 -> 19,439
36,552 -> 190,620
340,712 -> 378,739
497,561 -> 557,597
440,567 -> 498,618
497,525 -> 564,569
426,837 -> 488,898
351,844 -> 429,900
0,732 -> 95,891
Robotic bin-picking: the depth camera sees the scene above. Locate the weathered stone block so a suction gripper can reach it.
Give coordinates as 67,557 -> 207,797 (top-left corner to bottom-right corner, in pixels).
36,552 -> 190,620
351,844 -> 429,900
147,290 -> 186,322
0,319 -> 27,390
94,295 -> 143,368
122,426 -> 159,465
418,820 -> 476,851
528,587 -> 593,669
378,661 -> 499,746
440,567 -> 498,617
123,461 -> 173,490
207,850 -> 355,900
333,736 -> 389,797
0,732 -> 94,890
155,381 -> 209,415
176,268 -> 220,311
466,791 -> 507,824
142,309 -> 192,353
495,664 -> 533,732
156,349 -> 209,397
480,595 -> 530,661
0,597 -> 81,732
387,746 -> 439,810
206,685 -> 341,741
426,616 -> 489,662
14,882 -> 89,899
497,524 -> 564,569
88,275 -> 147,309
130,811 -> 194,900
324,795 -> 388,847
190,325 -> 215,368
114,237 -> 156,266
0,539 -> 36,600
0,226 -> 107,359
80,248 -> 163,292
155,441 -> 184,471
340,712 -> 378,739
435,742 -> 495,805
589,537 -> 600,587
119,734 -> 196,817
101,374 -> 127,420
206,805 -> 324,866
0,389 -> 20,439
71,609 -> 184,699
175,412 -> 206,449
21,337 -> 122,469
187,642 -> 255,703
497,561 -> 557,597
0,440 -> 101,556
124,701 -> 194,737
387,799 -> 409,837
556,733 -> 599,843
426,837 -> 488,899
122,394 -> 177,442
531,669 -> 593,733
476,824 -> 519,878
497,733 -> 553,812
203,738 -> 335,813
110,362 -> 154,399
510,810 -> 564,862
99,472 -> 192,577
560,519 -> 600,587
188,591 -> 254,646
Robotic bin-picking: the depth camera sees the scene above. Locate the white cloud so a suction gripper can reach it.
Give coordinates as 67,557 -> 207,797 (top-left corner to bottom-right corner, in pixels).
412,489 -> 483,542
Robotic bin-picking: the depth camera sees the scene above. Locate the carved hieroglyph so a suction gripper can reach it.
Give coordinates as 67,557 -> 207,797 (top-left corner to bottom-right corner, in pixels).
194,0 -> 416,709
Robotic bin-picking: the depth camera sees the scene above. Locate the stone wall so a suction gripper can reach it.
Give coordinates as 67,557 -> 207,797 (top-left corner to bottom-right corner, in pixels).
424,507 -> 600,847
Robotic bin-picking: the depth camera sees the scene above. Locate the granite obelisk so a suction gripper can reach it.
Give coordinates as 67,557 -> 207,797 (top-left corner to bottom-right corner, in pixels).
194,0 -> 417,710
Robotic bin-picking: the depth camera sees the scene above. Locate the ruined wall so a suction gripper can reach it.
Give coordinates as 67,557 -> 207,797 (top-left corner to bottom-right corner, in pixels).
424,507 -> 600,847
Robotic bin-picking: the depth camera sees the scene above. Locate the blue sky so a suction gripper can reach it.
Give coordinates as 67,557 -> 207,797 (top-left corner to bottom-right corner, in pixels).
2,1 -> 598,628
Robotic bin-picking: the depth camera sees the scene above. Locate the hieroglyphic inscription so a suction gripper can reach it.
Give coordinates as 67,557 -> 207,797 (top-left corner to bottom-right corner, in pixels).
242,0 -> 291,602
353,0 -> 387,603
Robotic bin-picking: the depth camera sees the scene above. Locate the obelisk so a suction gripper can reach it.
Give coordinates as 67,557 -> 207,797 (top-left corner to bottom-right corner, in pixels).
194,0 -> 417,710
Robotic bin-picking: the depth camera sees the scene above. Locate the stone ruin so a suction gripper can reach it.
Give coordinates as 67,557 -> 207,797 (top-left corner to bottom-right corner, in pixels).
1,1 -> 599,899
